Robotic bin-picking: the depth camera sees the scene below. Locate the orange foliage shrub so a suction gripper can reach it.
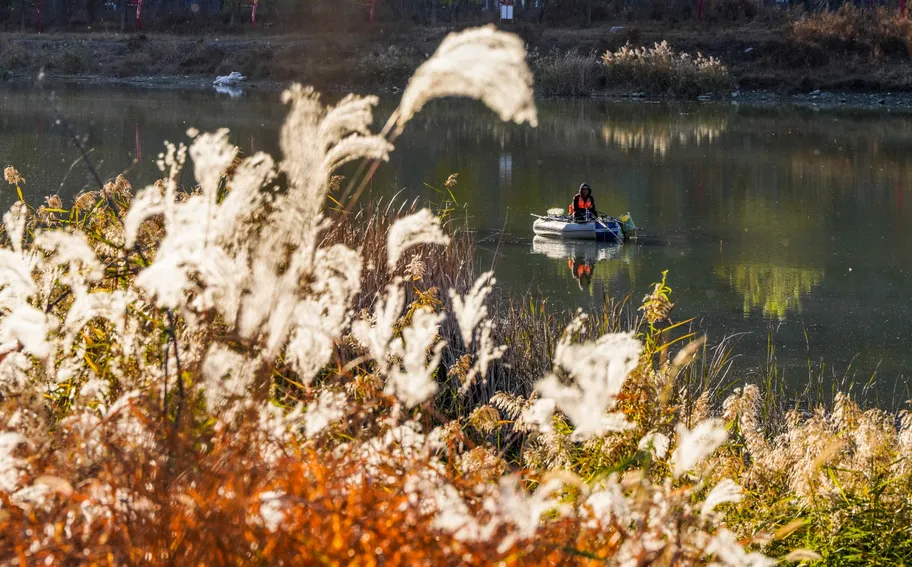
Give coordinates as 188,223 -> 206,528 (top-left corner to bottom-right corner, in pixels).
0,395 -> 616,566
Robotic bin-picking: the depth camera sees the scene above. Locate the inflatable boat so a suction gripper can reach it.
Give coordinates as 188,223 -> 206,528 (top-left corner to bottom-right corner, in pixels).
531,210 -> 637,242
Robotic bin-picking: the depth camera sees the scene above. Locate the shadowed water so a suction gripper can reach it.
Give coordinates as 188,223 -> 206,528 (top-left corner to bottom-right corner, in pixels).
2,83 -> 911,399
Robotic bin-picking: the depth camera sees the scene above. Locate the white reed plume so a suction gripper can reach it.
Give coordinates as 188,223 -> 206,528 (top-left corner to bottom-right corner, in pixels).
700,479 -> 743,519
304,390 -> 348,438
0,304 -> 48,358
201,344 -> 255,418
459,319 -> 506,395
535,331 -> 642,440
386,208 -> 450,271
0,248 -> 36,307
638,431 -> 670,460
585,474 -> 631,528
518,398 -> 556,434
706,529 -> 776,567
3,202 -> 27,255
672,419 -> 729,478
384,307 -> 445,407
494,476 -> 567,552
35,231 -> 104,284
450,270 -> 496,347
0,431 -> 28,493
397,25 -> 538,131
351,280 -> 406,368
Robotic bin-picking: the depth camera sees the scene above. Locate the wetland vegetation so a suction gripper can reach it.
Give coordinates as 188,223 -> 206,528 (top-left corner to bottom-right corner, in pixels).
0,20 -> 910,566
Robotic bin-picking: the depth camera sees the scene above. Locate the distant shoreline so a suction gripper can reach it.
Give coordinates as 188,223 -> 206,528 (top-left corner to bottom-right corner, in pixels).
3,20 -> 912,108
9,71 -> 912,116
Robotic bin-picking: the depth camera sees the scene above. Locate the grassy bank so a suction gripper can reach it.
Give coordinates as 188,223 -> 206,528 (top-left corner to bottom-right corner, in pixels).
4,6 -> 912,97
0,25 -> 910,565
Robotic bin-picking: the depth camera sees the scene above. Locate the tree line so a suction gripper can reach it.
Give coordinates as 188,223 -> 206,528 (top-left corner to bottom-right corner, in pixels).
0,0 -> 613,31
0,0 -> 905,32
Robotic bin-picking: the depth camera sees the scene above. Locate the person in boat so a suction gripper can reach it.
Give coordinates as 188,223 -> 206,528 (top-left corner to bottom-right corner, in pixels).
568,257 -> 593,290
569,183 -> 598,221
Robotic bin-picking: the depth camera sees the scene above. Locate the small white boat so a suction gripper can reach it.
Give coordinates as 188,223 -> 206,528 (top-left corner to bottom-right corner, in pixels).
213,71 -> 246,86
532,211 -> 636,242
533,216 -> 622,241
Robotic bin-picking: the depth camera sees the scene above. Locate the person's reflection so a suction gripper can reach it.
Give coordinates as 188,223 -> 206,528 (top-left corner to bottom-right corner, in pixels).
567,257 -> 593,290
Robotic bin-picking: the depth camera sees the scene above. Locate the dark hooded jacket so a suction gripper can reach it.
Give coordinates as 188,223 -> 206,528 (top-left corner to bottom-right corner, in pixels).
569,188 -> 597,216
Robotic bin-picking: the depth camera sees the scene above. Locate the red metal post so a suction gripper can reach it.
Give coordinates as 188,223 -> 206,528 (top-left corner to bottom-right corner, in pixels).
35,0 -> 44,33
136,0 -> 142,30
251,0 -> 258,25
698,0 -> 703,20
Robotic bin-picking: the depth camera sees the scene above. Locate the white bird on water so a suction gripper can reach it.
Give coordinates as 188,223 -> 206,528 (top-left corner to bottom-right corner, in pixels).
213,71 -> 246,86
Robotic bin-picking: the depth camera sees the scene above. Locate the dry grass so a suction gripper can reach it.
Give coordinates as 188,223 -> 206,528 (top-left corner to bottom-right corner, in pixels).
530,49 -> 607,97
0,24 -> 911,565
601,41 -> 733,97
0,39 -> 31,71
50,47 -> 91,74
791,5 -> 912,58
354,45 -> 424,88
530,41 -> 733,98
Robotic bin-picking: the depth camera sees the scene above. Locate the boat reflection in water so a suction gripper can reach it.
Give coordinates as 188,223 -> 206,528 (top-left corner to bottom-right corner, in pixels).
530,236 -> 628,291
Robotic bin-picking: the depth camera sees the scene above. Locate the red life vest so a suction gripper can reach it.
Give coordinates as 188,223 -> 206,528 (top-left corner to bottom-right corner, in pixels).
569,195 -> 594,214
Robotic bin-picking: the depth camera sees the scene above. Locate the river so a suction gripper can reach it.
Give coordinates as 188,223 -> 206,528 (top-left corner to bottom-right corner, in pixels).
2,83 -> 910,401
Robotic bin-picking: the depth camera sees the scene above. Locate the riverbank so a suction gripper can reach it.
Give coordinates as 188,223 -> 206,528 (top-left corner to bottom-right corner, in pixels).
21,71 -> 912,115
1,26 -> 911,561
5,8 -> 912,99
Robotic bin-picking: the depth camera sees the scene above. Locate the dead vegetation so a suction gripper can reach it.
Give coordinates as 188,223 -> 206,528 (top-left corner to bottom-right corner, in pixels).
2,10 -> 912,96
790,4 -> 912,58
0,24 -> 910,563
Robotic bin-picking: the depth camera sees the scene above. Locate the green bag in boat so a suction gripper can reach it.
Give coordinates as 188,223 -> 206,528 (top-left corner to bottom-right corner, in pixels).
618,212 -> 638,234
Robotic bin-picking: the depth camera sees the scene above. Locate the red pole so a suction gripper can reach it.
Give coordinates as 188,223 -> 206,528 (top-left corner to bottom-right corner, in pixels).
35,0 -> 44,33
136,0 -> 142,30
698,0 -> 703,20
370,0 -> 375,23
251,0 -> 257,25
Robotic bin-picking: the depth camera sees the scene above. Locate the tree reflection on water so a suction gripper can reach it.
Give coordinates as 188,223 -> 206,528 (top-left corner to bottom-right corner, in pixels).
715,263 -> 825,320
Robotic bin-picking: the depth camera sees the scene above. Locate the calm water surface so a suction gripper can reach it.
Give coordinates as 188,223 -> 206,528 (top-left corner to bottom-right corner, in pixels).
3,84 -> 911,397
